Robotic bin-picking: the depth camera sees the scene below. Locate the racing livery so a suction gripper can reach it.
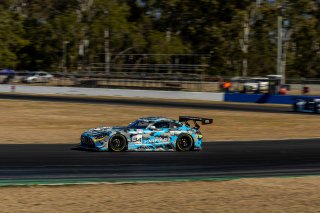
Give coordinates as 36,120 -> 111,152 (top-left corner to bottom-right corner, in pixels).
293,98 -> 320,114
78,116 -> 213,152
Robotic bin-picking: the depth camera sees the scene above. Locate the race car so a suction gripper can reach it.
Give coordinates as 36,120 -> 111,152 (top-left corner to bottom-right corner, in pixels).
78,116 -> 213,152
293,98 -> 320,114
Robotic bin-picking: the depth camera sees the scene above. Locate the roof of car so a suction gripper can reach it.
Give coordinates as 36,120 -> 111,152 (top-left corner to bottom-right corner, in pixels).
138,116 -> 174,122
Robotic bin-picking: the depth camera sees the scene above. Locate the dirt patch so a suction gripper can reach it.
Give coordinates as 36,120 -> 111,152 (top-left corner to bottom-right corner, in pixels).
0,99 -> 319,144
1,177 -> 320,212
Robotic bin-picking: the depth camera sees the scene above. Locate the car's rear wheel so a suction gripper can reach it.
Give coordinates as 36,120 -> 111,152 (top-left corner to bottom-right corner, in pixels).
108,134 -> 127,152
176,134 -> 193,151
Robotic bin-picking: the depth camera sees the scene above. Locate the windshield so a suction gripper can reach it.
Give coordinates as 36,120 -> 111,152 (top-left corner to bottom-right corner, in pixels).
127,120 -> 152,129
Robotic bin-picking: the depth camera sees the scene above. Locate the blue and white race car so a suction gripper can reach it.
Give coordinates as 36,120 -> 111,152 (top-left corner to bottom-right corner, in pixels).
293,98 -> 320,114
78,116 -> 213,152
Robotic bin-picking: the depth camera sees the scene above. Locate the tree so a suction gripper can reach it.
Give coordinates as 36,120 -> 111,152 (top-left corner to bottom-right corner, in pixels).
0,5 -> 28,69
0,0 -> 318,78
286,0 -> 320,78
16,1 -> 81,70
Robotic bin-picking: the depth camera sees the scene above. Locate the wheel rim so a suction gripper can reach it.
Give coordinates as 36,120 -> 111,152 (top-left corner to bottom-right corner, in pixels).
177,136 -> 192,151
110,137 -> 125,151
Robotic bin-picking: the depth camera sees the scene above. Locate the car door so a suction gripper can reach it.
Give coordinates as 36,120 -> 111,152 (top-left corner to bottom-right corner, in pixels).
150,122 -> 171,144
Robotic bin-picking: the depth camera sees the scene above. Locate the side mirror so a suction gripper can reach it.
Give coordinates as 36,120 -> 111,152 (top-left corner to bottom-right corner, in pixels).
149,126 -> 156,130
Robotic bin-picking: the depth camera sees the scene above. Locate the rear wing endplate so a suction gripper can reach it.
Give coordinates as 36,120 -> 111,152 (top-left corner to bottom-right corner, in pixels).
179,116 -> 213,125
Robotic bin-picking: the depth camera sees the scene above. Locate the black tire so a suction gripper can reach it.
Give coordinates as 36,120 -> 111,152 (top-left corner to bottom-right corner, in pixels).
176,134 -> 194,152
108,134 -> 127,152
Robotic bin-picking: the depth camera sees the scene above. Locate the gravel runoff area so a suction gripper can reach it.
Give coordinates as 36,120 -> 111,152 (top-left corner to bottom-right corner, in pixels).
1,99 -> 320,212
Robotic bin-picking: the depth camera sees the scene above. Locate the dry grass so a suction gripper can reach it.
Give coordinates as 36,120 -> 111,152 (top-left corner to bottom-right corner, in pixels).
1,176 -> 320,212
0,99 -> 319,144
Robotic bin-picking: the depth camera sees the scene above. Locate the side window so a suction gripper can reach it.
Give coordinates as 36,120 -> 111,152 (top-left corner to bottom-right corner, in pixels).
137,121 -> 150,129
154,122 -> 170,129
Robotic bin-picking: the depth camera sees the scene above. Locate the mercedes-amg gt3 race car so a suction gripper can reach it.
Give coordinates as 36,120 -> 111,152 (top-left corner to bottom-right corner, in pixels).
293,98 -> 320,114
78,116 -> 213,152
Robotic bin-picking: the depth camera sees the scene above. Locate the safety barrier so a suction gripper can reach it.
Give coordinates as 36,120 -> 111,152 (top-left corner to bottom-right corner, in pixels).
0,84 -> 224,101
224,93 -> 320,104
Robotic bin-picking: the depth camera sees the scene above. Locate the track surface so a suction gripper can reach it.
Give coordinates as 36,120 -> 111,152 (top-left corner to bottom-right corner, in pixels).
1,139 -> 320,181
0,93 -> 291,113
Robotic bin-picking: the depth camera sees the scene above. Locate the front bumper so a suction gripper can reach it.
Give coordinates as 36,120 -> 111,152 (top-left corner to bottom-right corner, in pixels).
80,134 -> 109,151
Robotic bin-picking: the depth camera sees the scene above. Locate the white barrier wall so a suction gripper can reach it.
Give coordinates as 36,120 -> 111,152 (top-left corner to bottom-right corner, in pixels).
0,84 -> 224,101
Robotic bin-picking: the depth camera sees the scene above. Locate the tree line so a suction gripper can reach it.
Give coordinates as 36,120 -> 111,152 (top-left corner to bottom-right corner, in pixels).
0,0 -> 319,78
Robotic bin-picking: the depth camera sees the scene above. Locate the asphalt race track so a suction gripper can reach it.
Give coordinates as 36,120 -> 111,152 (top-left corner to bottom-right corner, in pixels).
0,139 -> 320,182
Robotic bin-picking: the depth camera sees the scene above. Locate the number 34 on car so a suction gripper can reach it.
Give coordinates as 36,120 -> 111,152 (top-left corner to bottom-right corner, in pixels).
77,116 -> 213,152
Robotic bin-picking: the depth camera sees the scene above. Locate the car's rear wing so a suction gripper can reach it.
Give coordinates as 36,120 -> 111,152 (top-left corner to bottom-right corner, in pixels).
179,116 -> 213,125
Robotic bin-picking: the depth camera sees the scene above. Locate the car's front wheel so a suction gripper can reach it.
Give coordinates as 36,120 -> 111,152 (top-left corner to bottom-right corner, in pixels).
176,134 -> 193,151
108,134 -> 127,152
